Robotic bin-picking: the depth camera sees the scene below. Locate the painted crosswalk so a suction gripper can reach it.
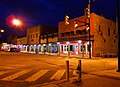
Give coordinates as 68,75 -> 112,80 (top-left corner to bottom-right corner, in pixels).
1,70 -> 31,81
0,69 -> 76,82
25,70 -> 48,82
0,70 -> 11,75
50,70 -> 66,80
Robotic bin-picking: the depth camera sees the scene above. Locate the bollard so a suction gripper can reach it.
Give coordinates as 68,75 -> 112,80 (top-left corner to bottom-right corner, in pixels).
76,60 -> 81,82
66,60 -> 69,81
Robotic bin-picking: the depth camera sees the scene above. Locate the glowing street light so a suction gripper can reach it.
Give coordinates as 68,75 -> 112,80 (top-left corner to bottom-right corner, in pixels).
12,18 -> 22,26
0,29 -> 4,33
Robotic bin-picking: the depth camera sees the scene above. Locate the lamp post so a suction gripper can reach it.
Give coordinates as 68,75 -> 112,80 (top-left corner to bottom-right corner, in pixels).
0,29 -> 4,43
87,0 -> 91,58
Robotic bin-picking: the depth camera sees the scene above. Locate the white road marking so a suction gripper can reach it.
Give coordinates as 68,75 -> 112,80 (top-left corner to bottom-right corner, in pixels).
50,70 -> 66,80
1,70 -> 31,81
25,70 -> 48,82
0,70 -> 11,75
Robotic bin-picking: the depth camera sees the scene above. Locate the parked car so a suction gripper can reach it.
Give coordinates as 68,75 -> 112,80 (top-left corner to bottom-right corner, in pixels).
10,48 -> 20,52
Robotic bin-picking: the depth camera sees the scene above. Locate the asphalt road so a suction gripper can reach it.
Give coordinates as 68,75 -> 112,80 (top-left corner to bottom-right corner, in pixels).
0,51 -> 76,87
0,51 -> 118,87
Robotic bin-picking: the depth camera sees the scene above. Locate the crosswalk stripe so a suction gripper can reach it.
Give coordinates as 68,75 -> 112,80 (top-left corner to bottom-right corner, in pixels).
0,70 -> 11,75
1,70 -> 31,81
25,70 -> 48,82
50,70 -> 66,80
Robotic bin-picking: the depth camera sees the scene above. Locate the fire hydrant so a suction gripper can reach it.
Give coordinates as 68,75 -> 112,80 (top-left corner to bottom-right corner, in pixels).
76,64 -> 81,82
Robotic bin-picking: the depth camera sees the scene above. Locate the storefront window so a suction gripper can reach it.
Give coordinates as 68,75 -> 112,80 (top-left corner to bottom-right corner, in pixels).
80,45 -> 86,53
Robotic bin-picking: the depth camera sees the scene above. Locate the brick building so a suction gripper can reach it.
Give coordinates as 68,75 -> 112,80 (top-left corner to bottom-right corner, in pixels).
21,25 -> 58,53
58,13 -> 117,57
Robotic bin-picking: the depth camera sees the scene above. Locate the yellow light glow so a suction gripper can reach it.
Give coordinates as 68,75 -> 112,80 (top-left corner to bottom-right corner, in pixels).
0,30 -> 4,32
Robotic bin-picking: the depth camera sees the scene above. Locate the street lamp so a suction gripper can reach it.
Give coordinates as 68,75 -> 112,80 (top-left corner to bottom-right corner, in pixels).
0,29 -> 5,44
87,0 -> 91,58
0,29 -> 4,33
12,18 -> 22,27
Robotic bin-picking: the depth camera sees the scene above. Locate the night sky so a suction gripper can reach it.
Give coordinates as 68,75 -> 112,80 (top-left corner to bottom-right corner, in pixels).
0,0 -> 119,41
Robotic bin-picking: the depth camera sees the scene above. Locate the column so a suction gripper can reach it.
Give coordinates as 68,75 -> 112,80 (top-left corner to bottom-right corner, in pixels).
29,46 -> 31,53
78,43 -> 80,55
68,43 -> 70,58
82,42 -> 84,58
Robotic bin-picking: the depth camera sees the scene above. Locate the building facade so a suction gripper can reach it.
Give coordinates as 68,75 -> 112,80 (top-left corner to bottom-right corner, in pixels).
20,25 -> 58,54
16,13 -> 117,58
58,13 -> 117,57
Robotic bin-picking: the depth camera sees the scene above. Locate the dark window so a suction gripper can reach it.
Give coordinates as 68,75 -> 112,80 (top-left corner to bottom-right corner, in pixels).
54,33 -> 58,37
31,35 -> 32,38
76,30 -> 82,35
61,45 -> 63,51
66,32 -> 70,36
70,31 -> 74,36
108,27 -> 110,36
82,29 -> 87,34
51,33 -> 54,39
104,39 -> 106,43
70,45 -> 74,51
61,33 -> 65,37
80,45 -> 86,52
114,39 -> 116,43
64,46 -> 66,51
36,33 -> 38,38
114,29 -> 115,34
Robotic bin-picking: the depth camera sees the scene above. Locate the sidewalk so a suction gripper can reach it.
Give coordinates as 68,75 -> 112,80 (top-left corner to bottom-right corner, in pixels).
39,70 -> 120,87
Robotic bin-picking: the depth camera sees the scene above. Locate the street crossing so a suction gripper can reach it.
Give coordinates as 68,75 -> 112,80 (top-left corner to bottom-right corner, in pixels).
0,69 -> 77,82
1,70 -> 31,81
25,70 -> 48,82
50,70 -> 66,80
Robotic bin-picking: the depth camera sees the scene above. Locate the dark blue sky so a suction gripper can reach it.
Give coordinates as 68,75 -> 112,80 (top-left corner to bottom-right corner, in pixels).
0,0 -> 119,38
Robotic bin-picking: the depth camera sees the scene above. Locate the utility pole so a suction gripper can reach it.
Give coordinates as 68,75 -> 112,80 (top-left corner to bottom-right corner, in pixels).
88,0 -> 91,58
116,0 -> 120,72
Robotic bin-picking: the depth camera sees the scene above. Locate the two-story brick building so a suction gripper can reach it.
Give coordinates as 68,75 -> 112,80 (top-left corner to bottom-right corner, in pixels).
58,13 -> 117,57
